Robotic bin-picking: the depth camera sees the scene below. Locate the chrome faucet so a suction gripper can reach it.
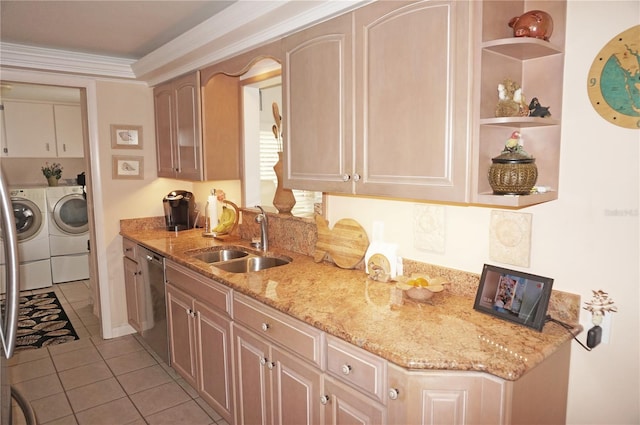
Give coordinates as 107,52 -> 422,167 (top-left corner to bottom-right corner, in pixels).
255,206 -> 268,252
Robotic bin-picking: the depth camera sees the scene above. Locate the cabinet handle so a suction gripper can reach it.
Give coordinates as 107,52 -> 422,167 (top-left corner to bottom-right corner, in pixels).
352,173 -> 361,182
320,395 -> 330,405
388,388 -> 400,400
46,143 -> 50,152
260,357 -> 267,366
63,143 -> 67,152
341,174 -> 350,182
261,322 -> 270,332
267,361 -> 275,370
341,364 -> 352,375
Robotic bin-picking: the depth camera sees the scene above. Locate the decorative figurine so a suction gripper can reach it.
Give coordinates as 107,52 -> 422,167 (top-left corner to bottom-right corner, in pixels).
488,131 -> 537,195
528,97 -> 552,117
495,79 -> 529,118
508,10 -> 554,41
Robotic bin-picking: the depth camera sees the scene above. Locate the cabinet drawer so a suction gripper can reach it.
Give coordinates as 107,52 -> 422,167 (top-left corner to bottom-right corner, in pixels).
122,238 -> 138,261
233,294 -> 324,368
326,335 -> 387,403
165,261 -> 232,316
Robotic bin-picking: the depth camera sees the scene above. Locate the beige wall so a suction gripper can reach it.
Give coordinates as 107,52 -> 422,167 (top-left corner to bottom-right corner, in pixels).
327,2 -> 639,424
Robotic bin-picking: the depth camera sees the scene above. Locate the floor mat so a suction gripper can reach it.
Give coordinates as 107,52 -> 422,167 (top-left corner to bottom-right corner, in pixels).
14,291 -> 79,350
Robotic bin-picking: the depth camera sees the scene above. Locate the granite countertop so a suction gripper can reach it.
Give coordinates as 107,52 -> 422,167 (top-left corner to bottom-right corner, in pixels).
120,225 -> 580,381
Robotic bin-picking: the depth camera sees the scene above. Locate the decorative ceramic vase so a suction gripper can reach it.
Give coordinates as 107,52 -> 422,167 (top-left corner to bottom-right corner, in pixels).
272,152 -> 296,214
488,152 -> 538,195
47,176 -> 59,187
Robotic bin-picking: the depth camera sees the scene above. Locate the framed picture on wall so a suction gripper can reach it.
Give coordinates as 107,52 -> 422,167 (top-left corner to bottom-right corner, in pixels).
112,155 -> 144,180
110,124 -> 143,149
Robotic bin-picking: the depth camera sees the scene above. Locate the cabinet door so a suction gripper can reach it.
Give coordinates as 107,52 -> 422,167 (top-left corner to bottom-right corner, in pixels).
3,101 -> 55,157
272,346 -> 322,425
323,376 -> 386,425
154,83 -> 176,177
233,324 -> 273,425
283,12 -> 354,193
174,72 -> 203,180
166,284 -> 197,388
353,0 -> 472,202
195,301 -> 234,424
123,257 -> 142,332
54,104 -> 84,157
201,73 -> 241,181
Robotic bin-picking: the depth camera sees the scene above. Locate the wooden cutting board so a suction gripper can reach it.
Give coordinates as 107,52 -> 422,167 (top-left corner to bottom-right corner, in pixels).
314,215 -> 369,269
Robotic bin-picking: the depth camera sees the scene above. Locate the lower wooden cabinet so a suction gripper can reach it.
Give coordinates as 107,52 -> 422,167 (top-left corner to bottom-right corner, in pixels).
323,376 -> 386,425
123,256 -> 144,333
165,261 -> 234,424
233,319 -> 323,425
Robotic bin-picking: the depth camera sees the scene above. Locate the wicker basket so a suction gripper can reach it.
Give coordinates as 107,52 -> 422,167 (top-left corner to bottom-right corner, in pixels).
488,152 -> 538,195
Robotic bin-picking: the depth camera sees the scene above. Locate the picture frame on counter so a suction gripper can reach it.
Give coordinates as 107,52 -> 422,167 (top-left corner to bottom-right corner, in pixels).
110,124 -> 143,149
112,155 -> 144,180
473,264 -> 553,331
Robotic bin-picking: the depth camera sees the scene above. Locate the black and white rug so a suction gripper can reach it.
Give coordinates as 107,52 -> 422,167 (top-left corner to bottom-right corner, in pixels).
14,291 -> 79,350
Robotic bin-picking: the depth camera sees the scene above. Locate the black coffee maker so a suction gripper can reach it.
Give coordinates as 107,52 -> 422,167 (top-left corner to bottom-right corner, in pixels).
163,190 -> 196,231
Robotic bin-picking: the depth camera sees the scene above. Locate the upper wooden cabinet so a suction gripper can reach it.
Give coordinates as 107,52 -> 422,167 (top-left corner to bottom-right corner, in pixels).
284,0 -> 565,207
154,72 -> 203,180
284,0 -> 473,202
2,101 -> 84,158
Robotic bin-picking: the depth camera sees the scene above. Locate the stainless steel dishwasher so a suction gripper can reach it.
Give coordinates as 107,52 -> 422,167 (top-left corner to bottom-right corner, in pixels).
137,246 -> 169,365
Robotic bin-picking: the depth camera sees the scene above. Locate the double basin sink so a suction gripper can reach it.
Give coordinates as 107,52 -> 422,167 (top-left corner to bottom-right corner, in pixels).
188,246 -> 291,273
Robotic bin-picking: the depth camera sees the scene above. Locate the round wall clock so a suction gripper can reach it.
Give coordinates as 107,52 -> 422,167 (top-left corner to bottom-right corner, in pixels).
587,25 -> 640,129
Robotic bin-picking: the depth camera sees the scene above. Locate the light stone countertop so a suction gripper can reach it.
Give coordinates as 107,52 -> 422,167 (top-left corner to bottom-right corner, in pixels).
120,225 -> 581,381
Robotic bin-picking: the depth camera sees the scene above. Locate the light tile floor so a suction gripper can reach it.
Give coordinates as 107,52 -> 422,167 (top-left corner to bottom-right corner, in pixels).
9,280 -> 228,425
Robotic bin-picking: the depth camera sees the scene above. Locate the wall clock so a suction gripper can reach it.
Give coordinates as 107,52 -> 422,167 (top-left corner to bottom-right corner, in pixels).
587,25 -> 640,129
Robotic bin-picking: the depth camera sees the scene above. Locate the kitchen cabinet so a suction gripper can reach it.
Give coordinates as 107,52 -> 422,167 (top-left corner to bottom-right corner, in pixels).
284,0 -> 473,202
154,72 -> 203,180
122,238 -> 145,333
165,260 -> 234,424
386,342 -> 571,424
2,101 -> 84,158
233,293 -> 324,425
471,1 -> 566,207
323,335 -> 387,424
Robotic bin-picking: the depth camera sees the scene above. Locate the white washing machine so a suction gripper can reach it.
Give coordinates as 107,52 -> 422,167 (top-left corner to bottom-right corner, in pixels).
0,187 -> 53,293
46,185 -> 90,283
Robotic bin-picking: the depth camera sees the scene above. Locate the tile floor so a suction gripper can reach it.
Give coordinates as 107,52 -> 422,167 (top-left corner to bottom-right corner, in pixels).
9,280 -> 229,425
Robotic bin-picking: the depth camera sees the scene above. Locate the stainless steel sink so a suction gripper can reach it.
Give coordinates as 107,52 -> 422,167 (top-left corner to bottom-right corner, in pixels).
188,246 -> 291,273
190,249 -> 249,264
214,256 -> 291,273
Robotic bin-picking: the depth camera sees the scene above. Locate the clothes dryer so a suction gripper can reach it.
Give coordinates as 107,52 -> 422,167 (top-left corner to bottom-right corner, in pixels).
0,187 -> 52,292
46,186 -> 89,283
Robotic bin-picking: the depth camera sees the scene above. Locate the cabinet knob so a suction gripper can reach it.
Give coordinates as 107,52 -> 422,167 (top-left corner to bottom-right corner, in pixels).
261,322 -> 270,332
267,361 -> 275,370
352,173 -> 361,182
260,357 -> 268,366
320,395 -> 330,405
341,174 -> 350,182
341,364 -> 352,375
388,388 -> 400,400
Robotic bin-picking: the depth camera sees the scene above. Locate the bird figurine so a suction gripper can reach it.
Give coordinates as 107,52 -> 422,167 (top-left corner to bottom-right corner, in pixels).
502,131 -> 531,157
505,131 -> 521,150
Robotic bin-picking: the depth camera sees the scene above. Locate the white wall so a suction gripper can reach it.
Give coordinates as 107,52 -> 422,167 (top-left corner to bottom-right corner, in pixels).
327,2 -> 639,423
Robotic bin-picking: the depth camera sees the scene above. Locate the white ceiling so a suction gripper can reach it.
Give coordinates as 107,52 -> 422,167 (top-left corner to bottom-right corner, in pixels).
0,1 -> 236,59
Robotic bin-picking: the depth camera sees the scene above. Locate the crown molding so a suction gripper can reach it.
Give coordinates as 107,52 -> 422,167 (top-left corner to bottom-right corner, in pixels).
135,0 -> 370,85
0,42 -> 136,79
0,0 -> 371,84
